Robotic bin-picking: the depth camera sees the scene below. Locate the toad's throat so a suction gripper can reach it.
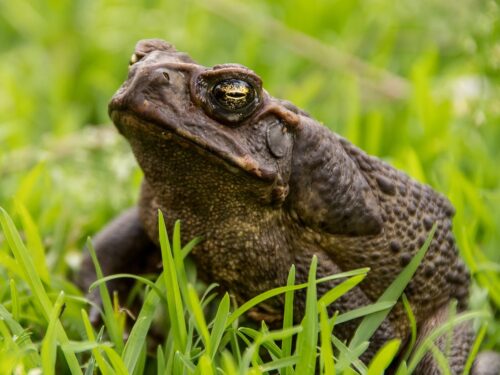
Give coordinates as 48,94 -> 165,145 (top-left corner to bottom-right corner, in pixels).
110,110 -> 278,182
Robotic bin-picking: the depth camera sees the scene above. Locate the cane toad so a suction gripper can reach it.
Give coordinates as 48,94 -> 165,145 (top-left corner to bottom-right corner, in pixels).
79,39 -> 491,373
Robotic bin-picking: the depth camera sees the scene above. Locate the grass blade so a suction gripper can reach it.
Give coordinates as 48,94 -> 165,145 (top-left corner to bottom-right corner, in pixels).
462,323 -> 487,375
15,201 -> 50,282
260,355 -> 300,372
319,302 -> 335,375
0,207 -> 82,374
295,255 -> 318,375
407,310 -> 487,372
172,220 -> 190,303
86,238 -> 124,353
158,210 -> 187,352
208,292 -> 230,359
332,335 -> 368,373
227,268 -> 369,328
349,224 -> 437,351
221,350 -> 238,375
89,273 -> 167,304
81,309 -> 114,375
429,342 -> 452,375
9,279 -> 20,321
366,338 -> 401,375
157,345 -> 165,375
187,283 -> 211,354
399,293 -> 417,364
335,301 -> 395,325
41,291 -> 65,375
282,265 -> 296,375
0,304 -> 40,368
196,354 -> 214,375
101,346 -> 129,375
122,275 -> 165,373
317,274 -> 366,308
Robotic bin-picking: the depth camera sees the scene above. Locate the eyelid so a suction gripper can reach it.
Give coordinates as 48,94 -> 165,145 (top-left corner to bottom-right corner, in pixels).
191,68 -> 264,124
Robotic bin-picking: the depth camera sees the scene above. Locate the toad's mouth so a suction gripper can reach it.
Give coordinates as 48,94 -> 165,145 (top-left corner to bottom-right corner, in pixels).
110,109 -> 278,183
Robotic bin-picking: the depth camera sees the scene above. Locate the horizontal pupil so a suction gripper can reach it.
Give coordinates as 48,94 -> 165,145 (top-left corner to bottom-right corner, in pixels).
212,79 -> 255,110
226,92 -> 246,99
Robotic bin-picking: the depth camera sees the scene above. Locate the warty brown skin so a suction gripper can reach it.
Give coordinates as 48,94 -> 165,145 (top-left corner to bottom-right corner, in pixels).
78,39 -> 492,374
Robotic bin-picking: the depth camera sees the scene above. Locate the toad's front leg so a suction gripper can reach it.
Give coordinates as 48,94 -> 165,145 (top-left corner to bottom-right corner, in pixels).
77,206 -> 160,323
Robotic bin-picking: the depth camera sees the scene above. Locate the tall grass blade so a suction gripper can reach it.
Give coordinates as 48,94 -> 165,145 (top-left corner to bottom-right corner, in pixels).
260,356 -> 300,372
462,323 -> 487,375
227,268 -> 368,328
86,238 -> 124,353
208,292 -> 230,359
332,335 -> 368,373
101,346 -> 129,375
41,291 -> 65,375
196,354 -> 214,375
399,293 -> 417,367
0,304 -> 40,367
89,273 -> 167,304
157,345 -> 166,375
295,255 -> 318,375
348,224 -> 437,351
429,342 -> 452,375
123,275 -> 165,373
317,274 -> 366,308
9,279 -> 20,321
335,301 -> 395,325
406,311 -> 487,372
187,283 -> 212,354
172,220 -> 190,303
15,201 -> 49,282
221,351 -> 238,375
0,207 -> 82,374
158,210 -> 187,352
282,265 -> 296,375
366,338 -> 401,375
319,302 -> 335,375
81,309 -> 114,375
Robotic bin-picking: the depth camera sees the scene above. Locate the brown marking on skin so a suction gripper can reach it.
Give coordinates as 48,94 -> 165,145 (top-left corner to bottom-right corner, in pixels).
256,103 -> 300,128
234,154 -> 262,177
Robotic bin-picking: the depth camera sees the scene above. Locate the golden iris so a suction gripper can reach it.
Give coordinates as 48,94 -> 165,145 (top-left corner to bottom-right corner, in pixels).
212,79 -> 254,110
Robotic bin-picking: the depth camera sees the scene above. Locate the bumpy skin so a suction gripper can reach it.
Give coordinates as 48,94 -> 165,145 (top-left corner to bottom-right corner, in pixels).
78,39 -> 493,373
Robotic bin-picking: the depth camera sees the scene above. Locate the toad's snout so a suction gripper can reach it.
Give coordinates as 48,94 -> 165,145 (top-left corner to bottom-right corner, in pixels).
130,39 -> 177,64
108,61 -> 189,116
129,39 -> 196,69
109,39 -> 199,116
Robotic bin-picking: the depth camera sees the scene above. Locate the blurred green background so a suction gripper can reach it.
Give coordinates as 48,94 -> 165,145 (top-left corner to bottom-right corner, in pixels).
1,0 -> 499,352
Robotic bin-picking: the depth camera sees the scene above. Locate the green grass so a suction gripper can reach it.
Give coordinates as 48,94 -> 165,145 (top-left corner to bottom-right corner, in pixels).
0,208 -> 488,374
1,0 -> 499,373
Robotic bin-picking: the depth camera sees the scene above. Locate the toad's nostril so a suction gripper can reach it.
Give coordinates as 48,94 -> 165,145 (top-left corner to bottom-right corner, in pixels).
153,68 -> 171,84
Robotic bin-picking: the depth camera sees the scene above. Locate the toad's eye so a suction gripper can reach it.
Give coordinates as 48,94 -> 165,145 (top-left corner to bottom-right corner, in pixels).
196,70 -> 262,124
212,79 -> 255,111
129,53 -> 140,66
